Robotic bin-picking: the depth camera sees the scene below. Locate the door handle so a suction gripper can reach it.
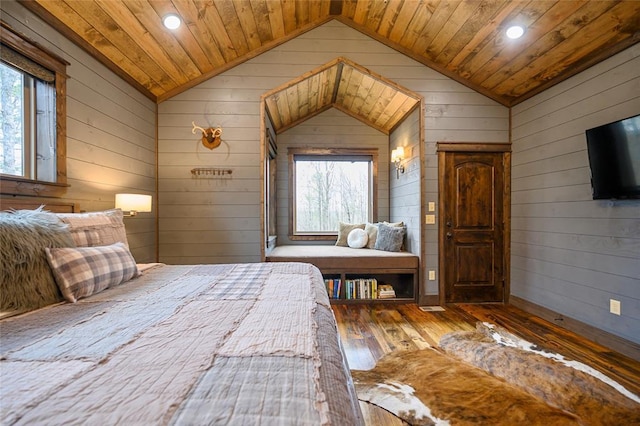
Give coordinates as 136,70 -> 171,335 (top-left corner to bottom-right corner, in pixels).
446,221 -> 452,228
446,232 -> 453,239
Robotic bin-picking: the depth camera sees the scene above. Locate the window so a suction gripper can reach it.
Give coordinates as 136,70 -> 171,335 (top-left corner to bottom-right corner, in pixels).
289,148 -> 378,239
0,22 -> 68,197
1,62 -> 56,181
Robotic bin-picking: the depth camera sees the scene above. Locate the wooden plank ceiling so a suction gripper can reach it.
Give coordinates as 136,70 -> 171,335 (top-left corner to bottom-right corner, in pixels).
264,57 -> 421,134
18,0 -> 640,125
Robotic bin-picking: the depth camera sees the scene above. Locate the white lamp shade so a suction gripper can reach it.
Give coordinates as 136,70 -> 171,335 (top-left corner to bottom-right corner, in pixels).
391,147 -> 405,163
115,193 -> 152,213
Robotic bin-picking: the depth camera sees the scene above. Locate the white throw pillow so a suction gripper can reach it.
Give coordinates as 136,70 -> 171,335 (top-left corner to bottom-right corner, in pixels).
347,228 -> 368,248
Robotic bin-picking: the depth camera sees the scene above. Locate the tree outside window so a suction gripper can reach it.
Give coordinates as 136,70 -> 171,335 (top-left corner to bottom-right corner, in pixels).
1,62 -> 56,182
0,63 -> 23,176
1,22 -> 67,197
289,148 -> 377,238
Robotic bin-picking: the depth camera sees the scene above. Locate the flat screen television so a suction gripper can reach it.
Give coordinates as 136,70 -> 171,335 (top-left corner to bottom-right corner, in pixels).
585,114 -> 640,200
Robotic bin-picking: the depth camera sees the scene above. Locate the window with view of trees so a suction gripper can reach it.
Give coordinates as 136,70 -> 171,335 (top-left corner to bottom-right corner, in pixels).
0,22 -> 67,197
1,62 -> 56,181
289,148 -> 377,237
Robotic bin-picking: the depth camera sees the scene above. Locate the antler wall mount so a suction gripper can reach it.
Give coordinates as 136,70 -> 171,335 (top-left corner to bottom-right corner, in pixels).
192,121 -> 223,150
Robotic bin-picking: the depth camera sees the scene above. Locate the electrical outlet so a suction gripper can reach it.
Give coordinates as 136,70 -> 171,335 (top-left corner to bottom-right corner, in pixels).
428,270 -> 436,280
610,299 -> 621,315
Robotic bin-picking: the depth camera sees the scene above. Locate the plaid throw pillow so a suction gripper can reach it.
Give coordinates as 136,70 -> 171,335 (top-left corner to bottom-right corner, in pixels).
45,242 -> 139,303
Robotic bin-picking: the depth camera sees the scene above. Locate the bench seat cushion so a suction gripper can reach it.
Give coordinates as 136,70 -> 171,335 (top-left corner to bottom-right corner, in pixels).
266,245 -> 418,270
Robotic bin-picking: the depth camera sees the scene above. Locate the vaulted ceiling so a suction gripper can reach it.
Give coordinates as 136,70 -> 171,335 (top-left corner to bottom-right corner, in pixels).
19,0 -> 640,109
263,57 -> 421,134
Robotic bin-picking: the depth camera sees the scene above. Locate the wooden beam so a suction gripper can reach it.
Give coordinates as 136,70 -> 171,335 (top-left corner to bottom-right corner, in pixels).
329,0 -> 343,16
331,60 -> 344,104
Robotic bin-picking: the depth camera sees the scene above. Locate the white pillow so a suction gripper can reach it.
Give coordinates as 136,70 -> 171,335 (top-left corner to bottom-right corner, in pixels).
347,228 -> 368,248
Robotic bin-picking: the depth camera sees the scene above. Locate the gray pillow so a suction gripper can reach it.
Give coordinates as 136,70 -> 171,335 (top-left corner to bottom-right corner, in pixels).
374,223 -> 405,252
366,221 -> 404,249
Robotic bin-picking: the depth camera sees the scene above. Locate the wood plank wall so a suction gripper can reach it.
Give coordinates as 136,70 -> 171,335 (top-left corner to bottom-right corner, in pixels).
510,43 -> 640,345
275,109 -> 389,245
389,108 -> 422,283
3,0 -> 158,263
157,20 -> 508,293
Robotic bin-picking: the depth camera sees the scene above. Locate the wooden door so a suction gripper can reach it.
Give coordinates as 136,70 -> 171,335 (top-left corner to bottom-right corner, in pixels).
438,144 -> 510,303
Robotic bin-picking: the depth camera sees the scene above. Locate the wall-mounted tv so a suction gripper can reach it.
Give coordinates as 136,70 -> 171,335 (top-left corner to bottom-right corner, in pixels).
585,114 -> 640,200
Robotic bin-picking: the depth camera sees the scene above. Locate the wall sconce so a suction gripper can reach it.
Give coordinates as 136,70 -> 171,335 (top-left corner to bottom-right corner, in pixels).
391,147 -> 405,179
115,193 -> 152,217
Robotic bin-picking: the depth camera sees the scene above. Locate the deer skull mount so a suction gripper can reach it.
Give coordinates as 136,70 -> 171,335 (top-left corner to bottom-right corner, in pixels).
192,121 -> 223,150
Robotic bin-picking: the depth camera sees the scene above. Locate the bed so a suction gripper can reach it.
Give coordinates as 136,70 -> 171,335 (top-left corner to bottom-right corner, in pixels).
0,205 -> 363,425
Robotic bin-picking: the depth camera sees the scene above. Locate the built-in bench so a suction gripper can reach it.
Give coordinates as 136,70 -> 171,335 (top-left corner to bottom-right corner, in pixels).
266,245 -> 419,303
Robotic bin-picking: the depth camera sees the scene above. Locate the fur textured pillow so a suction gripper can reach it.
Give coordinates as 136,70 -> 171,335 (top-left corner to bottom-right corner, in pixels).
335,222 -> 365,247
347,228 -> 368,248
374,223 -> 405,252
366,221 -> 405,249
0,208 -> 75,313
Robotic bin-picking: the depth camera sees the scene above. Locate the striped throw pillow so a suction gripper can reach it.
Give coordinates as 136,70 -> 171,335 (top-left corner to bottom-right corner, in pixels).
45,242 -> 139,303
56,209 -> 129,248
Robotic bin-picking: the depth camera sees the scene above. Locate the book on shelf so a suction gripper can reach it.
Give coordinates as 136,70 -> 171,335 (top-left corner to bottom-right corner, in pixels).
323,278 -> 342,299
377,284 -> 396,299
325,277 -> 398,300
344,278 -> 379,300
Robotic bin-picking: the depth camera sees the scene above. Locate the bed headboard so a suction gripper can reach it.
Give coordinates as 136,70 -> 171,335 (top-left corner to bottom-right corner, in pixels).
0,197 -> 77,213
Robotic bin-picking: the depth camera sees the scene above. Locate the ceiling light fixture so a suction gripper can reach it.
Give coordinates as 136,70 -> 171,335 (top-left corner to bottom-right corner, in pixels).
163,14 -> 181,30
506,25 -> 524,39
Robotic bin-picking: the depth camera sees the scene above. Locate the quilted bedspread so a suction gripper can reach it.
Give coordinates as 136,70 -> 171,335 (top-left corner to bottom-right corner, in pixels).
0,262 -> 362,425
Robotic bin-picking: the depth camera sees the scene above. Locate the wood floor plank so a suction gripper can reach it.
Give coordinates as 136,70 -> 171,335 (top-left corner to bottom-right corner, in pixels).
333,303 -> 640,425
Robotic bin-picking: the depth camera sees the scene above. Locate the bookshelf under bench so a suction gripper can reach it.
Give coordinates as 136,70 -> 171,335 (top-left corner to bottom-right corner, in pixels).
265,245 -> 419,304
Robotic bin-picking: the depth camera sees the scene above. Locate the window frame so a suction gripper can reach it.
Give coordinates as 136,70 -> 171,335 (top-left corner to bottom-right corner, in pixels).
0,21 -> 68,197
288,147 -> 378,241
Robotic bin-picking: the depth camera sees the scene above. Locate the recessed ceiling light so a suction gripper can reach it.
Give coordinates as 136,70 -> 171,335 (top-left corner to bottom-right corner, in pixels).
506,25 -> 524,39
163,14 -> 181,30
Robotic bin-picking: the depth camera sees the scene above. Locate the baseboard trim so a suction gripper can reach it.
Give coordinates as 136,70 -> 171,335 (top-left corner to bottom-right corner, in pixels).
420,294 -> 440,306
509,295 -> 640,361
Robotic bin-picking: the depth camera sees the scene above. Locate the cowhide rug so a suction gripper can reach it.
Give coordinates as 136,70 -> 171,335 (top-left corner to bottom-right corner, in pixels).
352,323 -> 640,425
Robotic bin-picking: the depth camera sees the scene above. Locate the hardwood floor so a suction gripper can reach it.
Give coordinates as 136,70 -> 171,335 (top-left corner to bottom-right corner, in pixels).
332,303 -> 640,425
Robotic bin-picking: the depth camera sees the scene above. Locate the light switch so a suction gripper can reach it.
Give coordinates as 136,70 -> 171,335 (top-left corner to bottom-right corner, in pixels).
425,214 -> 435,224
610,299 -> 621,315
428,270 -> 436,280
428,202 -> 435,212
